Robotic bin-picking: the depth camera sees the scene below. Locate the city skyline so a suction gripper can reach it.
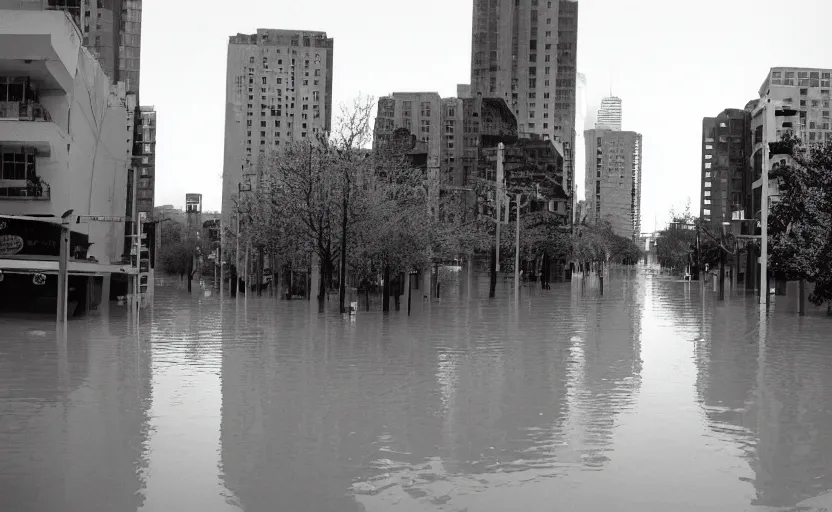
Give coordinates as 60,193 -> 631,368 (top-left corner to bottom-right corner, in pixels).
135,0 -> 832,232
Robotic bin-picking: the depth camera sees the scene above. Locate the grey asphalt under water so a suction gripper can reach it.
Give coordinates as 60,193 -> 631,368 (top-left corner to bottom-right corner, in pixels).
1,267 -> 832,512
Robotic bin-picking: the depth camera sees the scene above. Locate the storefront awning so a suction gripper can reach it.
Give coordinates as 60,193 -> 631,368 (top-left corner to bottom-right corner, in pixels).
0,257 -> 137,276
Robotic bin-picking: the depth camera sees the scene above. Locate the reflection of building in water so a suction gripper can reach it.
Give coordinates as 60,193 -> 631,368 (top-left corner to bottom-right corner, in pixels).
694,304 -> 832,508
566,277 -> 643,467
220,314 -> 375,512
0,321 -> 151,510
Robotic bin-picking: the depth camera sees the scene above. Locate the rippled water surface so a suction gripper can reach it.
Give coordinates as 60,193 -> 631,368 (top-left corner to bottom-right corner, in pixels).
2,268 -> 832,511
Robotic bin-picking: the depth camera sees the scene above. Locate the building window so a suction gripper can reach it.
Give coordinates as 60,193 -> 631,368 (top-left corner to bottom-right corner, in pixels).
421,119 -> 430,133
800,88 -> 808,95
421,102 -> 431,117
1,149 -> 34,180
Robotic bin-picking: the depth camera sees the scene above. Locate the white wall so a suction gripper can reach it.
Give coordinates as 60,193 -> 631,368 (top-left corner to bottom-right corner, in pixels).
0,41 -> 129,263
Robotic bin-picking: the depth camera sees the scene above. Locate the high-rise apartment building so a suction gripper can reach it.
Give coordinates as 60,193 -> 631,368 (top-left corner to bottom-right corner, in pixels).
595,96 -> 622,131
748,67 -> 832,233
222,29 -> 334,229
700,109 -> 751,228
584,129 -> 642,239
135,106 -> 156,214
755,67 -> 832,145
470,0 -> 579,218
374,93 -> 519,188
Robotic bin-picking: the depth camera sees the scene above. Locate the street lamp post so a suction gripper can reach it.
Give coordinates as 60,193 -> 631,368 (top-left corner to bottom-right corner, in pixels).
760,101 -> 774,305
514,192 -> 521,302
56,209 -> 74,327
719,221 -> 730,301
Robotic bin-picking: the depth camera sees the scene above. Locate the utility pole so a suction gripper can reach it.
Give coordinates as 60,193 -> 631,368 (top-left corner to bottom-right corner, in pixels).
760,100 -> 774,305
131,164 -> 140,315
514,192 -> 521,301
219,220 -> 224,299
496,143 -> 504,272
56,212 -> 73,327
236,183 -> 241,297
719,222 -> 728,301
490,143 -> 505,298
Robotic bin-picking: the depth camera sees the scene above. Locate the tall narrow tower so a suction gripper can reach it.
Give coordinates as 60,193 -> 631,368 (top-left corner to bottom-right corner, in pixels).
596,96 -> 622,131
470,0 -> 579,218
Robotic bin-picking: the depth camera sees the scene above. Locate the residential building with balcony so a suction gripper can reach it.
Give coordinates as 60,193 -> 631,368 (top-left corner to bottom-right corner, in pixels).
470,0 -> 579,221
4,0 -> 144,93
749,68 -> 832,220
222,29 -> 334,232
584,128 -> 642,239
700,109 -> 752,227
0,9 -> 133,314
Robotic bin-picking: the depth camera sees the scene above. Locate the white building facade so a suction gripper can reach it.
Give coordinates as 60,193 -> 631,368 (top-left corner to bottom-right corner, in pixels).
0,10 -> 133,311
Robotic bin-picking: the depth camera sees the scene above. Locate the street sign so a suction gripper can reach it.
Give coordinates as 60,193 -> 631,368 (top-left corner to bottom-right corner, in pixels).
77,215 -> 125,223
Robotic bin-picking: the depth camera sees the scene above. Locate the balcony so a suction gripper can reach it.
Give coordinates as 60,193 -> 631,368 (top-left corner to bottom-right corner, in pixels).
0,10 -> 82,94
0,101 -> 51,122
0,181 -> 50,201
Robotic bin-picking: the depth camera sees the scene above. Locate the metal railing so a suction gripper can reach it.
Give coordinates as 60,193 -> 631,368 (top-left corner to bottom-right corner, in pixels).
0,101 -> 51,122
0,183 -> 50,200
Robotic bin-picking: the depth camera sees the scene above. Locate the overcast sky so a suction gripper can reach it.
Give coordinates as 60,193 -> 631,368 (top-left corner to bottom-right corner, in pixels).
142,0 -> 830,232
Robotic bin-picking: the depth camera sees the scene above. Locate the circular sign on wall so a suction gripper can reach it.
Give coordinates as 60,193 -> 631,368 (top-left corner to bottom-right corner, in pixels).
32,273 -> 47,286
0,234 -> 24,256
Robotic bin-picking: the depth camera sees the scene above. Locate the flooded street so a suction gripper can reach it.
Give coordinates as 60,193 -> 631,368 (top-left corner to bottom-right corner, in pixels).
2,268 -> 832,511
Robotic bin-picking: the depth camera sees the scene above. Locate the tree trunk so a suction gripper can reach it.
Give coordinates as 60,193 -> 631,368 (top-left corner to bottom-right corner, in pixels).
287,261 -> 293,300
339,204 -> 348,314
394,275 -> 401,311
256,248 -> 264,297
318,257 -> 326,306
365,286 -> 370,312
187,258 -> 193,293
489,246 -> 497,298
383,264 -> 391,312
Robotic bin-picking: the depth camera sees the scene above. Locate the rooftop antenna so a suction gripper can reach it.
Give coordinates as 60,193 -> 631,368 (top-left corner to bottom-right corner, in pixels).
609,66 -> 613,97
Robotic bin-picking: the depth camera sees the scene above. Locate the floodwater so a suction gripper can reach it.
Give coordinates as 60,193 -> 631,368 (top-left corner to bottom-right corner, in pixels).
2,268 -> 832,512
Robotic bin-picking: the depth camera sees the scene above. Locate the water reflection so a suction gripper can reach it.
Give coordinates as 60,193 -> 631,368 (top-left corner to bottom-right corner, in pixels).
1,269 -> 832,511
0,311 -> 151,512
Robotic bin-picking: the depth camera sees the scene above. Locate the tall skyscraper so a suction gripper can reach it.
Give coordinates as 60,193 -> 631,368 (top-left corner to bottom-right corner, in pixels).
596,96 -> 622,131
584,129 -> 642,239
221,29 -> 334,229
470,0 -> 579,218
574,72 -> 587,202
